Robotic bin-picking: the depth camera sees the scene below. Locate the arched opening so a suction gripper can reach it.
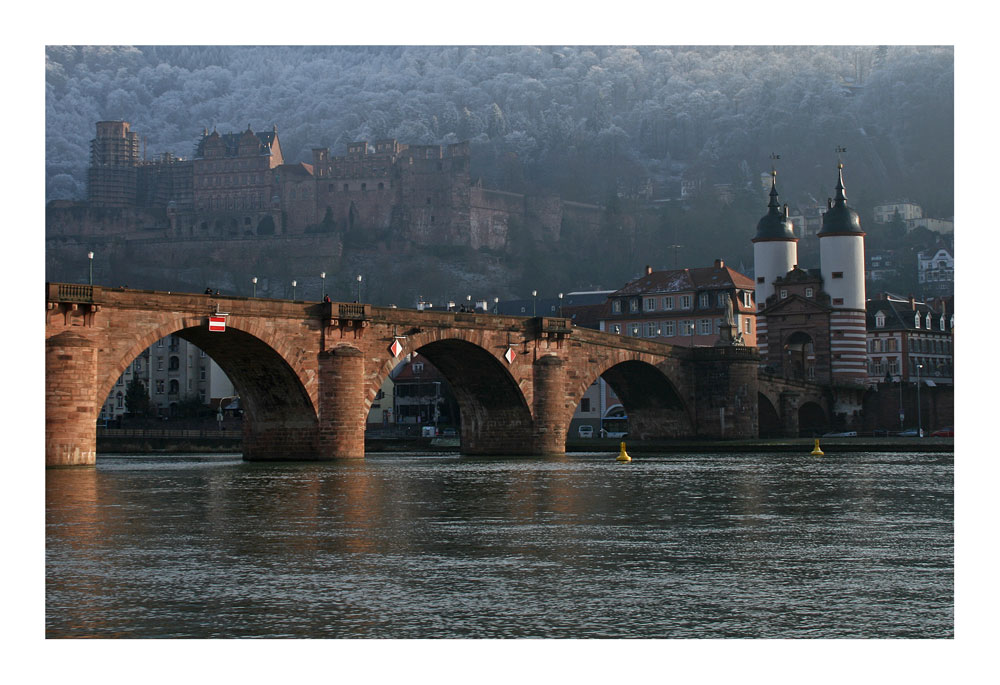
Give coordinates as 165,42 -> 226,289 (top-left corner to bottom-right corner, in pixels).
798,401 -> 827,437
257,215 -> 276,236
101,323 -> 317,460
784,331 -> 815,381
758,393 -> 782,438
367,352 -> 461,440
588,360 -> 692,440
392,339 -> 533,455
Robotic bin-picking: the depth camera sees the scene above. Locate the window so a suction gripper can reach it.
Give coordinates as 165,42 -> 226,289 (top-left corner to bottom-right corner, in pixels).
805,287 -> 814,298
581,398 -> 591,413
780,289 -> 788,299
832,272 -> 844,279
157,339 -> 164,348
116,392 -> 124,409
611,324 -> 621,335
833,298 -> 844,305
663,321 -> 675,336
169,379 -> 180,394
645,322 -> 658,337
680,295 -> 692,309
200,349 -> 206,358
698,319 -> 713,335
612,300 -> 622,313
157,358 -> 164,371
926,313 -> 932,329
629,299 -> 639,313
663,296 -> 674,310
875,311 -> 885,328
870,339 -> 881,353
744,319 -> 752,334
939,315 -> 945,330
743,291 -> 753,307
412,363 -> 424,374
155,380 -> 164,394
757,276 -> 765,284
630,323 -> 640,336
699,293 -> 710,308
200,368 -> 206,381
679,320 -> 693,336
645,298 -> 656,312
887,338 -> 897,352
169,356 -> 180,371
914,313 -> 920,328
343,183 -> 349,191
889,358 -> 899,375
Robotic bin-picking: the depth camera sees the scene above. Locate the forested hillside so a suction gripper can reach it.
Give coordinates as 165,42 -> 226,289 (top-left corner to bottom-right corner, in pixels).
46,45 -> 953,218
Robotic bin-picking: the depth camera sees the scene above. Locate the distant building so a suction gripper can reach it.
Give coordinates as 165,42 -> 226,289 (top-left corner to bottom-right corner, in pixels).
873,201 -> 922,224
866,250 -> 900,283
917,247 -> 954,296
390,354 -> 459,428
599,261 -> 757,347
866,293 -> 953,386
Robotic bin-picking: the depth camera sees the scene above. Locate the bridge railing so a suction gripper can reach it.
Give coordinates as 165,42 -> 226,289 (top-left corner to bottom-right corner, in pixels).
50,283 -> 94,303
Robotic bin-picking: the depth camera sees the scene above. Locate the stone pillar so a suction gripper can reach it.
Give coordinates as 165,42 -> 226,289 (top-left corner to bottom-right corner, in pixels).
317,345 -> 366,458
532,354 -> 569,455
779,391 -> 800,438
691,347 -> 759,440
46,332 -> 98,467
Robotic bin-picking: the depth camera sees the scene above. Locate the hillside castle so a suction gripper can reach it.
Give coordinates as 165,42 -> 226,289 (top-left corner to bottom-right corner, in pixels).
50,121 -> 603,250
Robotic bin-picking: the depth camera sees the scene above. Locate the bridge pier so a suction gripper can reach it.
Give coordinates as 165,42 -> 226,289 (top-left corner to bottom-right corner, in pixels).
691,347 -> 759,440
532,355 -> 570,455
46,332 -> 98,467
779,391 -> 801,438
317,345 -> 367,458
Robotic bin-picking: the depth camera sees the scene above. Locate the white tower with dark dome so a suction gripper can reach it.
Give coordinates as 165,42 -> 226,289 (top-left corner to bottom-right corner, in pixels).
752,170 -> 797,367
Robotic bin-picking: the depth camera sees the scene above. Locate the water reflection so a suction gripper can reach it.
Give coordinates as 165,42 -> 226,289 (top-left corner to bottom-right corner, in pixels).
46,451 -> 953,638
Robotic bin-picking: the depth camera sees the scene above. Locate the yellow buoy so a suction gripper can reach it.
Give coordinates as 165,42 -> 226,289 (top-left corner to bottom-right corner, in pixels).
617,441 -> 631,462
810,438 -> 824,456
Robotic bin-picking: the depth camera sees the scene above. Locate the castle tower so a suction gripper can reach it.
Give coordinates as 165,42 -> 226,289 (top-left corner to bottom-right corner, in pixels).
752,170 -> 797,366
817,162 -> 867,384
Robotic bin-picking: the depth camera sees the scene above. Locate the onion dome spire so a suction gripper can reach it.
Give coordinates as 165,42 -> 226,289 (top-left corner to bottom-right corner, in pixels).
818,161 -> 864,236
753,169 -> 796,241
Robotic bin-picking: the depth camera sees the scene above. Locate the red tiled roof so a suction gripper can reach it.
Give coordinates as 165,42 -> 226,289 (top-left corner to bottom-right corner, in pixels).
613,264 -> 753,296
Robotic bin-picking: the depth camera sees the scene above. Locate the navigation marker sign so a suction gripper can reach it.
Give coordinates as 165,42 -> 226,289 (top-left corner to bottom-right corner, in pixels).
390,338 -> 404,358
209,315 -> 227,332
504,347 -> 516,364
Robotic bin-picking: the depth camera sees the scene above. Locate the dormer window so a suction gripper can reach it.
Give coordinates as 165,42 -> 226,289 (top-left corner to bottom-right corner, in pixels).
939,315 -> 945,330
805,287 -> 814,298
612,300 -> 622,313
699,292 -> 710,308
926,313 -> 932,329
875,311 -> 885,328
780,289 -> 788,299
914,313 -> 921,328
629,299 -> 639,313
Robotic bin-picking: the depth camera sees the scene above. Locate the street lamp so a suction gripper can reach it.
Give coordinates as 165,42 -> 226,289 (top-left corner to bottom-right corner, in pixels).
493,296 -> 499,315
252,276 -> 258,298
320,271 -> 326,300
532,289 -> 537,316
466,294 -> 472,312
917,363 -> 923,437
291,279 -> 297,300
87,251 -> 94,286
357,274 -> 362,302
558,292 -> 564,318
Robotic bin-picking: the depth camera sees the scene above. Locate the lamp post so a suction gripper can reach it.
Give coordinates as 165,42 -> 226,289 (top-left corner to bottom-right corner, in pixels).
466,294 -> 472,312
356,274 -> 362,302
532,289 -> 537,316
87,251 -> 94,286
493,297 -> 499,315
916,363 -> 923,437
291,279 -> 297,300
558,292 -> 564,318
252,276 -> 257,298
320,272 -> 326,300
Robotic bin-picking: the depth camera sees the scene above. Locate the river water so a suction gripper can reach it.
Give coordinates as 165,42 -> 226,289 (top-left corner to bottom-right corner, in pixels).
46,450 -> 952,639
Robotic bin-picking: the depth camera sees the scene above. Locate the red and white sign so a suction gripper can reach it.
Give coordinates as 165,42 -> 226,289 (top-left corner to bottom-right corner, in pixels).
390,339 -> 404,358
209,315 -> 227,332
504,347 -> 517,364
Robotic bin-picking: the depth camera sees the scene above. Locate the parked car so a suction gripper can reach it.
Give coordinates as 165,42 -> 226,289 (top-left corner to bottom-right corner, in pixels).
442,427 -> 457,437
823,431 -> 858,437
578,425 -> 594,438
898,428 -> 920,437
931,427 -> 954,437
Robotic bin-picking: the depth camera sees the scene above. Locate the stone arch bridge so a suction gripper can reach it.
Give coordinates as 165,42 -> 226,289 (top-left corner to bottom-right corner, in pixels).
46,283 -> 841,466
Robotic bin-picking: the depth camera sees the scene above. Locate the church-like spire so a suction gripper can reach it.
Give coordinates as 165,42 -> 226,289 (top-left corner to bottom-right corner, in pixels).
753,167 -> 796,242
818,159 -> 863,236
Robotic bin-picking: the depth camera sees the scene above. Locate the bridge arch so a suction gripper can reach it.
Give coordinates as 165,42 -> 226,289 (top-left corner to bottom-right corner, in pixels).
569,357 -> 694,441
101,316 -> 319,460
758,392 -> 782,438
368,331 -> 534,455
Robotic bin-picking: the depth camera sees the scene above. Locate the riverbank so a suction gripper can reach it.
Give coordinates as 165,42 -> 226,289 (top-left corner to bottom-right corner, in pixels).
97,432 -> 953,455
